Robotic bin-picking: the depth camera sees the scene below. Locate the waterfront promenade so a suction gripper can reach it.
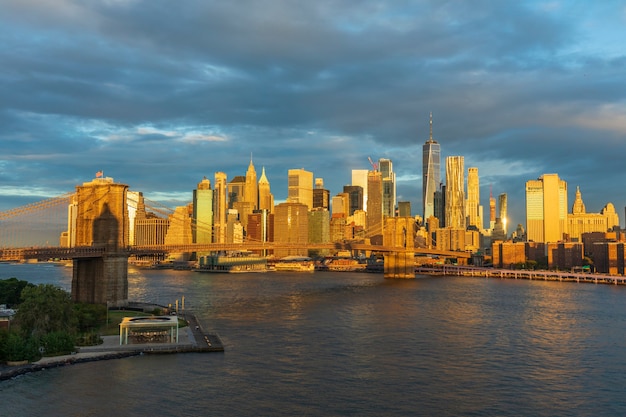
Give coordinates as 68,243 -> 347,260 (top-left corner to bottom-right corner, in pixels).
417,264 -> 626,285
0,312 -> 223,381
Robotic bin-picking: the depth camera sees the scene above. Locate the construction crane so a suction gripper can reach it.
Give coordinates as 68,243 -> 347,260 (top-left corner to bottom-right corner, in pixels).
368,156 -> 378,171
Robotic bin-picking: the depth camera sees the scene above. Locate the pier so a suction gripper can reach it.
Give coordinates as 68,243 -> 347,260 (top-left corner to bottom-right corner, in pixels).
417,265 -> 626,285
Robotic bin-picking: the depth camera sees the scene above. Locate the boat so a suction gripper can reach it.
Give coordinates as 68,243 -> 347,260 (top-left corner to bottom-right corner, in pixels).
272,256 -> 315,272
196,251 -> 268,273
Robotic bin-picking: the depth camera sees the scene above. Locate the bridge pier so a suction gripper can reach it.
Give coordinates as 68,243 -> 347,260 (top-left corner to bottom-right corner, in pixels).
72,255 -> 128,306
383,217 -> 416,279
71,177 -> 129,306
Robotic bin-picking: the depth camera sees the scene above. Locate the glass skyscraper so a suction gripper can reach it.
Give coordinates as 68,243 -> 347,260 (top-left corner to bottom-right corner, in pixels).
379,158 -> 396,218
422,113 -> 440,223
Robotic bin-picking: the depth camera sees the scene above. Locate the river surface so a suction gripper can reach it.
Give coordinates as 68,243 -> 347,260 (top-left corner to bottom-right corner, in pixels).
1,263 -> 625,416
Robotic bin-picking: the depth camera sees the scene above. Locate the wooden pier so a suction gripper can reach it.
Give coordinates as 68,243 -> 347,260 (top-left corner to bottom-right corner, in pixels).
416,265 -> 626,285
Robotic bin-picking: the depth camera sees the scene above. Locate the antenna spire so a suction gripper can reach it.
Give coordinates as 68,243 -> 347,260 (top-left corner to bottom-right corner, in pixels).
429,112 -> 433,142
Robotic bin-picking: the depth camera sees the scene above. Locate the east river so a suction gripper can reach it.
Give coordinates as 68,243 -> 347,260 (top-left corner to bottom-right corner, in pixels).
1,263 -> 626,416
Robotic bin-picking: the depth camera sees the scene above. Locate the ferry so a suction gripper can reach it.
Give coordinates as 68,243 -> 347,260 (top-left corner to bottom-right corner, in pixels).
196,251 -> 268,273
272,256 -> 316,272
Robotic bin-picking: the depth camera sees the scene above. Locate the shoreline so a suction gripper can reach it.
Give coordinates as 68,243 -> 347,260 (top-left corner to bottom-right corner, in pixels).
0,313 -> 224,382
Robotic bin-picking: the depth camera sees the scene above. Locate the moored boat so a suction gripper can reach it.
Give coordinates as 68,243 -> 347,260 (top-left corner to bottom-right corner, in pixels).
196,251 -> 268,273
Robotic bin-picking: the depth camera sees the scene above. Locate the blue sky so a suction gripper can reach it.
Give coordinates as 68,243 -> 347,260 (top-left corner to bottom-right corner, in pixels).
1,0 -> 625,230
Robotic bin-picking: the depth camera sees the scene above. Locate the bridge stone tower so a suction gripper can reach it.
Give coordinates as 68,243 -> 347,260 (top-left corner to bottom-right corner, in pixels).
71,177 -> 129,306
383,217 -> 416,279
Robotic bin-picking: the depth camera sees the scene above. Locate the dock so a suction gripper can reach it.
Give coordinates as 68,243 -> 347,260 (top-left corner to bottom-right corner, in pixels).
417,265 -> 626,285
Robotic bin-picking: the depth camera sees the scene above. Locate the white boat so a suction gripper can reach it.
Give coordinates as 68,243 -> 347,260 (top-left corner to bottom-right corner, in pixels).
196,251 -> 268,273
272,256 -> 315,272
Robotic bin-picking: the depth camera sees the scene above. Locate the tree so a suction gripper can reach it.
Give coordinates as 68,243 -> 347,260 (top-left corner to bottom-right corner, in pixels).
0,277 -> 34,308
15,284 -> 77,339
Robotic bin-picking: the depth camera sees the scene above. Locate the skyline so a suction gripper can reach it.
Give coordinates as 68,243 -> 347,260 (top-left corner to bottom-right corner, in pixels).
2,1 -> 626,229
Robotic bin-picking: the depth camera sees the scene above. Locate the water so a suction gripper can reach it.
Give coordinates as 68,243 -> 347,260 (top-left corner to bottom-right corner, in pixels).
1,263 -> 626,416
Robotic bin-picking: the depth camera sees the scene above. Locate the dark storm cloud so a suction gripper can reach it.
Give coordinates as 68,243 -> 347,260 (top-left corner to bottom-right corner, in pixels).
1,0 -> 625,229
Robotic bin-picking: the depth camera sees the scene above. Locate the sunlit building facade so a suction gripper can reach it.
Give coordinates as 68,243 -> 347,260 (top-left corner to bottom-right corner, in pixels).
274,202 -> 309,258
192,177 -> 213,244
287,168 -> 314,210
567,186 -> 619,241
213,172 -> 227,243
351,169 -> 369,212
445,156 -> 465,230
379,158 -> 396,218
525,173 -> 568,243
466,167 -> 481,229
367,170 -> 383,240
422,113 -> 440,223
258,167 -> 274,213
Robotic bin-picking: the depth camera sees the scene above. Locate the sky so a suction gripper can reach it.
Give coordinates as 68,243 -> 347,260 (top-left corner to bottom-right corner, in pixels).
1,0 -> 626,231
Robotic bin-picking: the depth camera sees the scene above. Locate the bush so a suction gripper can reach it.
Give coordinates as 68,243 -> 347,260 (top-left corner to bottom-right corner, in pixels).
41,331 -> 76,356
3,332 -> 40,362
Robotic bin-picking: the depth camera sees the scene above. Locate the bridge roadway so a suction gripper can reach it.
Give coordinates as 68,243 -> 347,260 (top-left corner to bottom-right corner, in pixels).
0,243 -> 471,261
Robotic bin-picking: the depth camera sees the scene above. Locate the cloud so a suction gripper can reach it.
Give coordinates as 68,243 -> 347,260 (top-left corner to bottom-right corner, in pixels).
0,0 -> 625,231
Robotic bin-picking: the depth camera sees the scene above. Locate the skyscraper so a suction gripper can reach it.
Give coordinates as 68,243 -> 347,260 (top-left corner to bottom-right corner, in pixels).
466,167 -> 481,229
343,185 -> 363,216
244,157 -> 258,210
213,172 -> 227,243
351,169 -> 369,211
526,173 -> 568,243
274,202 -> 309,258
422,113 -> 440,223
379,158 -> 396,218
367,170 -> 383,240
489,187 -> 496,230
258,167 -> 274,212
227,176 -> 246,208
192,177 -> 213,244
287,168 -> 314,210
313,178 -> 330,210
445,156 -> 465,230
498,193 -> 508,236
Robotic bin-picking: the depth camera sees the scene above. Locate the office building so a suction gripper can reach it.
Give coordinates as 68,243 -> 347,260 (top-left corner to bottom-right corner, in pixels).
352,169 -> 369,211
313,178 -> 330,210
434,185 -> 445,227
309,208 -> 331,257
274,202 -> 309,258
367,170 -> 383,240
164,205 -> 193,245
498,193 -> 508,236
398,201 -> 411,217
213,172 -> 227,243
525,173 -> 568,243
422,112 -> 440,222
489,188 -> 496,229
244,158 -> 258,210
258,167 -> 274,213
228,176 -> 246,208
445,156 -> 465,230
379,158 -> 396,218
192,177 -> 213,244
343,185 -> 363,215
466,167 -> 481,229
287,168 -> 314,210
332,193 -> 350,218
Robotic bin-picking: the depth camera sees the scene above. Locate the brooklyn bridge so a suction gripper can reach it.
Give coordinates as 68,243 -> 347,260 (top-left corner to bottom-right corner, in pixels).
0,177 -> 470,306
